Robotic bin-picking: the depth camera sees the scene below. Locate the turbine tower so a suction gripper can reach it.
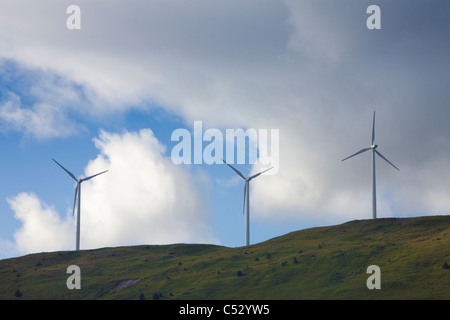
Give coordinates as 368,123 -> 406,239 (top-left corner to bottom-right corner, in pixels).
342,111 -> 399,219
223,159 -> 273,246
53,159 -> 108,251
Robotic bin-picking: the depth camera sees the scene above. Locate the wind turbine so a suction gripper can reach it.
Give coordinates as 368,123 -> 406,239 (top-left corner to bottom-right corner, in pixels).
342,111 -> 399,219
53,158 -> 108,251
223,159 -> 273,246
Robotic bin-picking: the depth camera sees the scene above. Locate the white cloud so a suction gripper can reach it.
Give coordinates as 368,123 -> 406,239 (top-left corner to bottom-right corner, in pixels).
0,92 -> 79,139
80,128 -> 217,248
6,129 -> 217,254
7,192 -> 73,254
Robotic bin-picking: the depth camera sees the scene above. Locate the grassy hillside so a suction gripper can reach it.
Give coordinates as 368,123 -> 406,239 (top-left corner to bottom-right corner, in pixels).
0,216 -> 449,300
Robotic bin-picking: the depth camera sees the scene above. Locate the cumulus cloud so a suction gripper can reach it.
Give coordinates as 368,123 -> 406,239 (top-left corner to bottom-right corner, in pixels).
8,192 -> 73,254
80,128 -> 217,248
6,129 -> 217,254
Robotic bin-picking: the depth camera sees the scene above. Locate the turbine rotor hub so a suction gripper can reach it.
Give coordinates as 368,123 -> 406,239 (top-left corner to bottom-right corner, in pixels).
370,144 -> 378,149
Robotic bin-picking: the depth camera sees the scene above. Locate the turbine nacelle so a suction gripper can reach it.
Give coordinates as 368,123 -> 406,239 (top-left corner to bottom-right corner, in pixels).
370,144 -> 378,149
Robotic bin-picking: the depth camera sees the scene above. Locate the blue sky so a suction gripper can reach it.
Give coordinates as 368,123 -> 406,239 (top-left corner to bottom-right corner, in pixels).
1,0 -> 449,259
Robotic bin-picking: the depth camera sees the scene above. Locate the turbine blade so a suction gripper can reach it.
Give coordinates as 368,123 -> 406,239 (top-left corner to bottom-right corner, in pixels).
53,158 -> 77,181
375,150 -> 399,171
222,159 -> 246,179
81,170 -> 108,182
72,183 -> 79,216
342,148 -> 370,161
372,111 -> 376,145
243,181 -> 247,215
248,166 -> 273,180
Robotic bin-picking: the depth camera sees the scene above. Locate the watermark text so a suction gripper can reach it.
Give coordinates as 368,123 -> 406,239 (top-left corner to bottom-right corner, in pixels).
171,121 -> 279,174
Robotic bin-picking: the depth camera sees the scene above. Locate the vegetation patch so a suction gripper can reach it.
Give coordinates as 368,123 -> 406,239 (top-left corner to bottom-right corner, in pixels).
0,216 -> 448,300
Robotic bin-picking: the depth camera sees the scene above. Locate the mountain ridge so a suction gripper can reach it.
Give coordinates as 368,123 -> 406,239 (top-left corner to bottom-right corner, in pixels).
0,215 -> 449,299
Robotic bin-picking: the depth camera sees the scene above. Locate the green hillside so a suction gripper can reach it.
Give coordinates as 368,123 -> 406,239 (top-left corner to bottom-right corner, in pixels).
0,216 -> 449,300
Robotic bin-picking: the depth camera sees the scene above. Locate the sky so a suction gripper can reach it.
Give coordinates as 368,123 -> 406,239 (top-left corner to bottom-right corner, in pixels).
0,0 -> 449,259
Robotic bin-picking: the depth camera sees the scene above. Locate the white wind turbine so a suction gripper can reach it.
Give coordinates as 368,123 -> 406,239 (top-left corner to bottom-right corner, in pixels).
53,159 -> 108,251
341,111 -> 399,219
223,159 -> 273,246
